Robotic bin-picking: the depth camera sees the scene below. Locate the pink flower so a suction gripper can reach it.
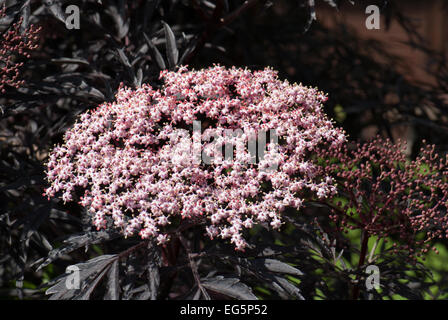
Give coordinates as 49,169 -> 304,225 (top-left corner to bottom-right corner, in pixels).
45,65 -> 345,250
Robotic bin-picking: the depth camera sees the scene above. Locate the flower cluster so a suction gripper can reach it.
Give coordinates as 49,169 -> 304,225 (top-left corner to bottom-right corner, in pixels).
45,65 -> 346,250
318,137 -> 448,257
0,6 -> 40,93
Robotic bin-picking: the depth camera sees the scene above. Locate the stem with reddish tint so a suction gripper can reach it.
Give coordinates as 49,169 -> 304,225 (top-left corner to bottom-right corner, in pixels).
352,230 -> 369,300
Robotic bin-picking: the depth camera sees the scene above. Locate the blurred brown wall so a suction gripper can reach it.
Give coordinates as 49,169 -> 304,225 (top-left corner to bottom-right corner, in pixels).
317,0 -> 448,86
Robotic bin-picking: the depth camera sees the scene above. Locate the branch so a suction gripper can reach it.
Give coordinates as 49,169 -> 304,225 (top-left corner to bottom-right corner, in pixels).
220,0 -> 259,27
178,233 -> 211,300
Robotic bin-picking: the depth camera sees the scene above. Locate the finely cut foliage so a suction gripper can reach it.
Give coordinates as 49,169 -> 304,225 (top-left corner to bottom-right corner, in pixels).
45,65 -> 346,250
2,0 -> 448,301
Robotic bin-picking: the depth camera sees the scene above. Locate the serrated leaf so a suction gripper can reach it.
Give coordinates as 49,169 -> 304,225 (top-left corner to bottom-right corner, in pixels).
304,0 -> 316,33
106,3 -> 129,40
143,32 -> 166,70
253,258 -> 303,276
202,276 -> 258,300
136,68 -> 143,86
322,0 -> 340,8
50,58 -> 90,66
43,0 -> 66,24
46,255 -> 117,300
104,260 -> 120,300
74,264 -> 110,300
117,48 -> 132,68
272,276 -> 305,300
20,2 -> 30,33
260,273 -> 304,300
146,245 -> 161,300
36,230 -> 120,271
162,22 -> 178,68
116,48 -> 138,86
40,74 -> 106,101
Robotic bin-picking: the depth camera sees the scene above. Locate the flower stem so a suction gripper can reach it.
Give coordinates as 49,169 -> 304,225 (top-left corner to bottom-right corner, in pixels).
352,230 -> 369,300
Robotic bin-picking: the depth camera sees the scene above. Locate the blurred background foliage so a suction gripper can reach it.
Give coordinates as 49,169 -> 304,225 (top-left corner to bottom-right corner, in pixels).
0,0 -> 447,299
